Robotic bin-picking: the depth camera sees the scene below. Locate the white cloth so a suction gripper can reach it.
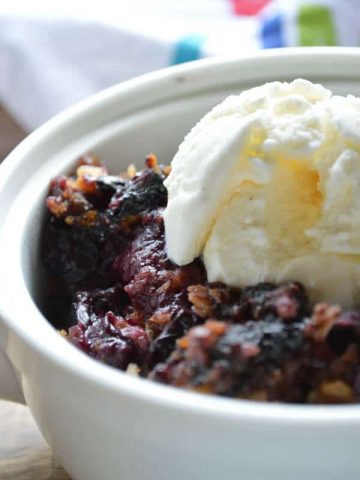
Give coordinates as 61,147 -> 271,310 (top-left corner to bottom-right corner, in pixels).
0,0 -> 359,130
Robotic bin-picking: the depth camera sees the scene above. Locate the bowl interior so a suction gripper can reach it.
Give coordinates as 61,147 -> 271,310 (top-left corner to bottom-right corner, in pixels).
27,77 -> 360,312
2,50 -> 360,421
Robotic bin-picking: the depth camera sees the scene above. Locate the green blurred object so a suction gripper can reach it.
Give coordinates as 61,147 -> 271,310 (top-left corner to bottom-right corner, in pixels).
298,4 -> 337,46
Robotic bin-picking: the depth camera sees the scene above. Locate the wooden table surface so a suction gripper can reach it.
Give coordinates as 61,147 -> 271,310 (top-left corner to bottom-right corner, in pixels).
0,400 -> 70,480
0,105 -> 26,161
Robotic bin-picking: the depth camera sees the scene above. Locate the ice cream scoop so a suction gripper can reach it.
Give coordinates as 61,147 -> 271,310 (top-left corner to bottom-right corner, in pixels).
164,79 -> 360,307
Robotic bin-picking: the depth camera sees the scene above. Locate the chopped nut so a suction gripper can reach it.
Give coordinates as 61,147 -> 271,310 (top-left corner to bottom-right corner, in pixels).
188,285 -> 214,317
308,303 -> 341,342
76,164 -> 106,179
126,363 -> 140,376
318,380 -> 354,403
239,391 -> 267,401
205,320 -> 226,336
241,343 -> 261,358
77,154 -> 103,167
71,164 -> 107,192
46,197 -> 69,217
209,287 -> 227,304
127,164 -> 137,178
177,337 -> 190,349
149,312 -> 172,325
145,153 -> 160,173
162,165 -> 171,176
193,384 -> 214,395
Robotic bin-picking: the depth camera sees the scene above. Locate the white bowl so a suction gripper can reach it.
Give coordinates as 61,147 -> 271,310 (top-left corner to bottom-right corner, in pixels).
1,48 -> 360,480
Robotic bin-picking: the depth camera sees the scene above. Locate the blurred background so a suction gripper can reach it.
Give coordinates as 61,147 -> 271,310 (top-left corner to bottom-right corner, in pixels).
0,0 -> 360,160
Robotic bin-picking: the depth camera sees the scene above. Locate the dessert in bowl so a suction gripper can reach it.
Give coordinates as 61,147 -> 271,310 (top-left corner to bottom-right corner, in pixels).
43,78 -> 360,404
0,49 -> 360,480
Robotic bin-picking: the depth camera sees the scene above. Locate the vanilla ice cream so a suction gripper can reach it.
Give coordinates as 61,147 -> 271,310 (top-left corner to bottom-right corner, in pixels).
163,79 -> 360,308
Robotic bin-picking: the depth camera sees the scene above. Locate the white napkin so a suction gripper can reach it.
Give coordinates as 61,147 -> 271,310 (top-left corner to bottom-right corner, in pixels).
0,0 -> 358,130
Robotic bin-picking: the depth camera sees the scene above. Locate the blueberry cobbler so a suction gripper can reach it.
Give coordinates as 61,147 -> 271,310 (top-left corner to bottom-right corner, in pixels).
42,154 -> 360,404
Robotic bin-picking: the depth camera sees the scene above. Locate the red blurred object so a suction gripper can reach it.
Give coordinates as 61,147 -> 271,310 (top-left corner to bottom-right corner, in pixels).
231,0 -> 270,16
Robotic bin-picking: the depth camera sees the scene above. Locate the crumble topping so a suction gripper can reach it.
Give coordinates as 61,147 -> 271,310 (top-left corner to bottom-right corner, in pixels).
42,154 -> 360,403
